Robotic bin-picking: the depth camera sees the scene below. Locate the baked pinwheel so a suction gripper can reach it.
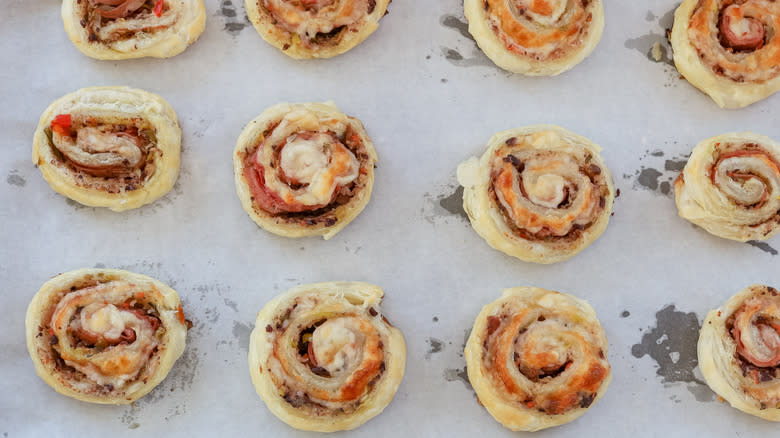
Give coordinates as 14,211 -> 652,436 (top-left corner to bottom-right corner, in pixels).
699,285 -> 780,421
674,132 -> 780,242
32,86 -> 181,212
246,0 -> 391,59
62,0 -> 206,60
463,0 -> 604,76
25,269 -> 188,404
248,282 -> 405,432
457,125 -> 614,264
465,287 -> 611,431
672,0 -> 780,108
234,102 -> 377,239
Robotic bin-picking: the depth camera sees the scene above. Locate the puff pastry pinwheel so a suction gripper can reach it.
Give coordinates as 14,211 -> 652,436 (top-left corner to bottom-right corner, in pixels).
674,132 -> 780,242
248,282 -> 406,432
234,102 -> 377,239
62,0 -> 206,60
32,86 -> 181,212
457,125 -> 614,264
671,0 -> 780,108
246,0 -> 391,59
463,0 -> 604,76
465,287 -> 611,431
699,285 -> 780,421
25,268 -> 188,404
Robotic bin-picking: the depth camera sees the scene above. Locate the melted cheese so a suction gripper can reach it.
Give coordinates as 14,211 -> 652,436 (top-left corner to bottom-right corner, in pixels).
280,135 -> 330,184
524,174 -> 566,208
80,303 -> 130,341
312,318 -> 360,375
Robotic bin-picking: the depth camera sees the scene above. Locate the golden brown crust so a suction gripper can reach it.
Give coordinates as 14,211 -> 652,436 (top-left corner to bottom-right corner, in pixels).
246,0 -> 391,59
233,102 -> 377,239
674,132 -> 780,242
25,268 -> 187,404
457,125 -> 614,264
671,0 -> 780,108
464,0 -> 604,75
699,285 -> 780,421
248,282 -> 405,431
465,287 -> 611,431
62,0 -> 206,60
32,86 -> 181,212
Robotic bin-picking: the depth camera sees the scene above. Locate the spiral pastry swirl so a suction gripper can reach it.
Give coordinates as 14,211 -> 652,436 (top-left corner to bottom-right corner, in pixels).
458,125 -> 614,264
234,102 -> 377,239
699,285 -> 780,421
674,132 -> 780,242
25,269 -> 188,404
464,0 -> 605,75
248,282 -> 406,431
247,0 -> 391,59
465,287 -> 611,431
672,0 -> 780,108
32,87 -> 181,211
62,0 -> 206,59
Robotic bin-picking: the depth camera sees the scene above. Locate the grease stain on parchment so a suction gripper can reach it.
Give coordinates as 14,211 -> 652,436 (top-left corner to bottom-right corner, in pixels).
626,148 -> 689,197
232,321 -> 253,352
625,6 -> 680,86
747,241 -> 779,256
439,14 -> 497,70
441,14 -> 473,41
627,150 -> 779,256
426,337 -> 445,359
444,330 -> 473,391
223,298 -> 238,312
66,198 -> 92,210
6,170 -> 25,187
423,185 -> 469,224
631,305 -> 714,402
217,0 -> 251,35
344,242 -> 363,255
444,367 -> 472,390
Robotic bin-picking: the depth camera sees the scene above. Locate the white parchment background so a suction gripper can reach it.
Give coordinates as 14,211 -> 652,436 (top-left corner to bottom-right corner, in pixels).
1,0 -> 779,436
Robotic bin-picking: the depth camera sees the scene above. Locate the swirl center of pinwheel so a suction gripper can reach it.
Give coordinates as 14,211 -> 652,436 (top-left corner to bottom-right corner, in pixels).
494,151 -> 598,236
49,282 -> 161,386
280,133 -> 337,185
524,173 -> 568,208
276,132 -> 359,204
311,317 -> 360,375
713,150 -> 780,207
78,303 -> 147,345
733,297 -> 780,368
52,124 -> 145,177
514,322 -> 571,380
719,4 -> 765,51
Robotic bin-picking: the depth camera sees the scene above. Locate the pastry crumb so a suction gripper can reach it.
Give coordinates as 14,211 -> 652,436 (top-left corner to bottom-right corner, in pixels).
651,42 -> 663,62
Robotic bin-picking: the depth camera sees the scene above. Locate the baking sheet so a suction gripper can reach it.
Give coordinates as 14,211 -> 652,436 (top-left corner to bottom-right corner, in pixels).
2,0 -> 780,436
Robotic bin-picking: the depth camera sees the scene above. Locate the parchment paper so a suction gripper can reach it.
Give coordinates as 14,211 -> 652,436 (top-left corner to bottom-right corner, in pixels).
1,1 -> 779,436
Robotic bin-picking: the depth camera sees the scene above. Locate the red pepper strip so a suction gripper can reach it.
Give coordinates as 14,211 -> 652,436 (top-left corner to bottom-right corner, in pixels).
51,114 -> 72,136
153,0 -> 164,17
